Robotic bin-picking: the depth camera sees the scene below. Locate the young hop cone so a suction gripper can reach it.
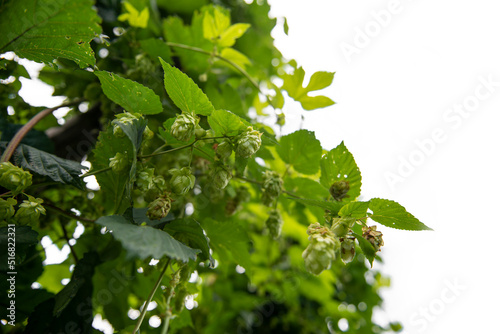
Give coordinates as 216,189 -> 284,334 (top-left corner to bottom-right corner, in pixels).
0,162 -> 33,195
0,198 -> 16,221
265,209 -> 283,239
171,112 -> 199,142
147,194 -> 172,220
340,238 -> 356,264
109,152 -> 128,172
210,161 -> 232,190
136,167 -> 155,191
14,195 -> 45,225
215,140 -> 233,160
235,126 -> 262,158
261,171 -> 283,206
302,223 -> 340,275
112,112 -> 140,137
169,167 -> 195,195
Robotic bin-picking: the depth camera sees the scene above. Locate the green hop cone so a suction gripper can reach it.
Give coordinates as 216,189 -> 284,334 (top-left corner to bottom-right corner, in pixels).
14,195 -> 46,225
235,126 -> 262,158
171,112 -> 199,142
261,171 -> 282,206
0,198 -> 16,221
109,152 -> 128,172
112,112 -> 140,137
329,180 -> 350,201
142,126 -> 155,141
146,194 -> 172,220
0,162 -> 33,195
210,161 -> 232,190
340,238 -> 356,264
169,167 -> 195,195
216,140 -> 233,160
302,223 -> 340,275
330,217 -> 356,238
195,126 -> 207,139
362,225 -> 384,251
265,210 -> 283,239
136,167 -> 155,191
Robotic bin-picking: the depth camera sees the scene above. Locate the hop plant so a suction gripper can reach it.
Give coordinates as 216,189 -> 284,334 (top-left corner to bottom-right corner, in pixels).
0,162 -> 33,195
215,140 -> 233,160
14,195 -> 46,225
210,161 -> 232,190
362,225 -> 384,251
340,238 -> 356,264
142,126 -> 155,141
0,198 -> 16,221
265,210 -> 283,239
235,126 -> 262,158
195,126 -> 207,139
329,180 -> 350,201
109,152 -> 128,172
146,194 -> 172,220
330,217 -> 356,238
112,112 -> 140,137
171,112 -> 199,142
261,171 -> 282,206
169,167 -> 196,195
302,222 -> 340,275
135,167 -> 155,191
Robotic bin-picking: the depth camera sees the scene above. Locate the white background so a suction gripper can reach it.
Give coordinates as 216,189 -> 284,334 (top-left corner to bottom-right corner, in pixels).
269,0 -> 499,333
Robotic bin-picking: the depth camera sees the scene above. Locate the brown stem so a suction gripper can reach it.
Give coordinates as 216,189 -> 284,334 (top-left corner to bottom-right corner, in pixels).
0,99 -> 83,163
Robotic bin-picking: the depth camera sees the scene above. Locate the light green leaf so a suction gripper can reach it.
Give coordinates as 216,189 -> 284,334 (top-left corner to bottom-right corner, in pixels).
202,218 -> 252,270
320,141 -> 362,202
339,201 -> 369,219
202,6 -> 230,40
208,109 -> 248,137
219,23 -> 251,47
369,198 -> 432,231
118,2 -> 149,29
281,64 -> 335,110
352,232 -> 377,267
0,142 -> 86,190
276,129 -> 322,175
95,71 -> 162,115
96,215 -> 200,262
220,48 -> 251,70
0,0 -> 102,69
163,218 -> 214,266
160,58 -> 214,115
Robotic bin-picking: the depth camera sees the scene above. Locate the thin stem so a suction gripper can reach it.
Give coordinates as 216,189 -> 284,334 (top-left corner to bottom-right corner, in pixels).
167,42 -> 275,108
60,221 -> 79,263
161,266 -> 182,334
1,99 -> 83,163
79,167 -> 112,178
133,259 -> 171,334
139,142 -> 195,159
44,202 -> 95,223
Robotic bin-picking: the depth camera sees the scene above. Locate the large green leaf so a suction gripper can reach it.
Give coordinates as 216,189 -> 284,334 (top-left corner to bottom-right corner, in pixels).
160,58 -> 214,115
95,71 -> 163,115
163,218 -> 214,266
320,141 -> 362,202
207,109 -> 248,137
276,130 -> 322,175
96,215 -> 200,262
0,0 -> 102,68
368,198 -> 432,231
339,201 -> 369,219
202,218 -> 251,270
0,142 -> 86,189
281,62 -> 335,110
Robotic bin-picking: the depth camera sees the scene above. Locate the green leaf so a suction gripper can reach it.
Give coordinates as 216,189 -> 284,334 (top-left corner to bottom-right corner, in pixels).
202,218 -> 251,270
286,197 -> 343,215
276,130 -> 322,175
202,6 -> 230,40
208,109 -> 248,137
96,215 -> 200,262
159,58 -> 214,115
163,218 -> 214,266
234,155 -> 249,175
368,198 -> 432,231
281,64 -> 335,110
132,207 -> 175,228
339,201 -> 369,219
95,71 -> 162,115
320,141 -> 362,202
140,38 -> 173,64
219,48 -> 251,70
0,142 -> 86,189
0,0 -> 102,69
352,232 -> 377,267
219,23 -> 251,47
118,2 -> 149,28
284,177 -> 329,200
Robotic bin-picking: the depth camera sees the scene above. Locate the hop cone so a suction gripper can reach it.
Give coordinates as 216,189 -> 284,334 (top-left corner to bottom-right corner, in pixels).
147,194 -> 172,220
171,112 -> 198,142
265,210 -> 283,239
169,167 -> 195,195
340,238 -> 356,264
235,126 -> 262,158
302,223 -> 340,275
14,195 -> 45,225
210,162 -> 232,190
362,225 -> 384,251
0,198 -> 16,221
0,162 -> 32,195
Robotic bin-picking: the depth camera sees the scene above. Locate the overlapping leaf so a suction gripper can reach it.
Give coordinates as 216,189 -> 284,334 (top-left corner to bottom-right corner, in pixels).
0,0 -> 102,68
207,109 -> 248,137
276,130 -> 322,175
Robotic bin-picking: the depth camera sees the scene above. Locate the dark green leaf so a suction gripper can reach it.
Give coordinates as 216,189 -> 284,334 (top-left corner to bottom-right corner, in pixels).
320,141 -> 362,202
160,58 -> 214,115
286,196 -> 343,215
276,129 -> 322,175
140,38 -> 173,64
132,207 -> 175,228
163,218 -> 214,266
0,0 -> 102,68
95,71 -> 163,115
1,142 -> 86,189
352,232 -> 377,267
96,215 -> 200,262
369,198 -> 432,231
